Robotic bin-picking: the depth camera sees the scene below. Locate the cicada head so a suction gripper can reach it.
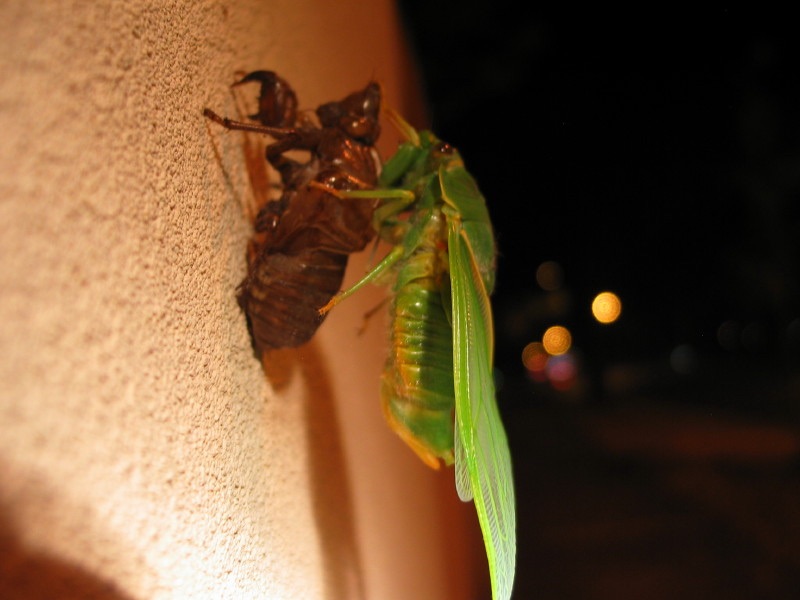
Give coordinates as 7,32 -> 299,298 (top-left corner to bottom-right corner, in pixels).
317,82 -> 382,145
427,139 -> 463,171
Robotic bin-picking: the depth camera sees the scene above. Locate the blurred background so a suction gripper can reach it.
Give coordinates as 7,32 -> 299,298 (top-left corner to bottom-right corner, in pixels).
397,5 -> 800,598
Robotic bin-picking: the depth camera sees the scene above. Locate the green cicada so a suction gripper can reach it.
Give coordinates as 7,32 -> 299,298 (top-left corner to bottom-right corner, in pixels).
320,110 -> 516,600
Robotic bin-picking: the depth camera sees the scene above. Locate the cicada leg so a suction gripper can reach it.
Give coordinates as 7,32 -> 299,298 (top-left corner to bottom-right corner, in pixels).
308,182 -> 416,246
383,107 -> 421,146
356,296 -> 391,335
202,108 -> 298,138
318,245 -> 404,315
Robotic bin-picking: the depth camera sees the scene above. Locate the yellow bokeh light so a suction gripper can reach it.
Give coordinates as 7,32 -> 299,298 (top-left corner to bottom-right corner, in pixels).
542,325 -> 571,355
591,291 -> 622,324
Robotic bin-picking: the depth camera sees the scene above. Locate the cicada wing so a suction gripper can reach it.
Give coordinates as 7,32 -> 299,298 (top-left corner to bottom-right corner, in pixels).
449,220 -> 516,600
453,417 -> 473,502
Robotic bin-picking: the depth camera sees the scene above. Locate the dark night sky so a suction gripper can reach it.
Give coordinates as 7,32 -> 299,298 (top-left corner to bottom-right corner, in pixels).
397,5 -> 800,386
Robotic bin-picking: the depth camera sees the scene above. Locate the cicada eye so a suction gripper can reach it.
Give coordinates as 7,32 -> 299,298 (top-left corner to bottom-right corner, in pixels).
434,142 -> 454,156
344,117 -> 370,138
340,115 -> 380,144
361,83 -> 382,117
427,141 -> 456,169
315,171 -> 349,191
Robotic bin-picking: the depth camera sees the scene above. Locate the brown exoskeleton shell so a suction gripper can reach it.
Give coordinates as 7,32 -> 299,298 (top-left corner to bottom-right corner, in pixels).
205,72 -> 381,352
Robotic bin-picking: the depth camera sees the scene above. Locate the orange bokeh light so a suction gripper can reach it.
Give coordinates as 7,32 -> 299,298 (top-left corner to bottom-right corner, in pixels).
591,291 -> 622,324
542,325 -> 571,355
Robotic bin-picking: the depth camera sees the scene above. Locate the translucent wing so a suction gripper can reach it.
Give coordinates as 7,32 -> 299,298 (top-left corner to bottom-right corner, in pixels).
454,417 -> 472,501
448,219 -> 516,600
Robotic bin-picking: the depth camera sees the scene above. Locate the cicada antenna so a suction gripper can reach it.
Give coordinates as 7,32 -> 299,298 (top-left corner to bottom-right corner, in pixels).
383,106 -> 420,147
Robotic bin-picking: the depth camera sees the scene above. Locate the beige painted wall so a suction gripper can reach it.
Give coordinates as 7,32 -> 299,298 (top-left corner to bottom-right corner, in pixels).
0,2 -> 479,598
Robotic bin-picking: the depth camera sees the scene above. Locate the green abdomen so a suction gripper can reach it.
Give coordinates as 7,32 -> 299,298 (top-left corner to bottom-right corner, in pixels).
381,242 -> 455,465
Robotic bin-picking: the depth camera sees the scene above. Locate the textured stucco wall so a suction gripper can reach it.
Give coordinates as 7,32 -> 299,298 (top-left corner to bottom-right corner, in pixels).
0,2 -> 477,599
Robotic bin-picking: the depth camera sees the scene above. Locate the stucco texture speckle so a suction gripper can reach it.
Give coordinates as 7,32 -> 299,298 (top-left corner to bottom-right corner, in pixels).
0,2 -> 476,599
